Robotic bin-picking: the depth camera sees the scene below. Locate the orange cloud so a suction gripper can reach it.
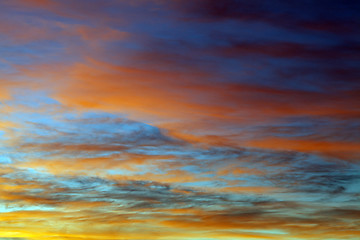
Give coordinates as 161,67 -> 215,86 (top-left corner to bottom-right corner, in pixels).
246,137 -> 360,162
45,60 -> 358,131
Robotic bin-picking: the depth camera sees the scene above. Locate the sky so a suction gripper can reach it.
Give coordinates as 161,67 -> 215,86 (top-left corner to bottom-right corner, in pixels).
0,0 -> 359,239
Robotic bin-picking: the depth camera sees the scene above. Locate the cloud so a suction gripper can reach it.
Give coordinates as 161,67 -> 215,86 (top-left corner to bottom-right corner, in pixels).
20,59 -> 355,134
173,0 -> 360,34
1,167 -> 359,240
0,1 -> 359,239
3,104 -> 357,200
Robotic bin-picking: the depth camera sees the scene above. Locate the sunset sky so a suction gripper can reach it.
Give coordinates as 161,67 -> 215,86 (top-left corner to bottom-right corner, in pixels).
0,0 -> 359,239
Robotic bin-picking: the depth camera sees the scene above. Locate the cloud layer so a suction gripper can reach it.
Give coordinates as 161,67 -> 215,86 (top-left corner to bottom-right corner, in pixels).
0,0 -> 359,239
